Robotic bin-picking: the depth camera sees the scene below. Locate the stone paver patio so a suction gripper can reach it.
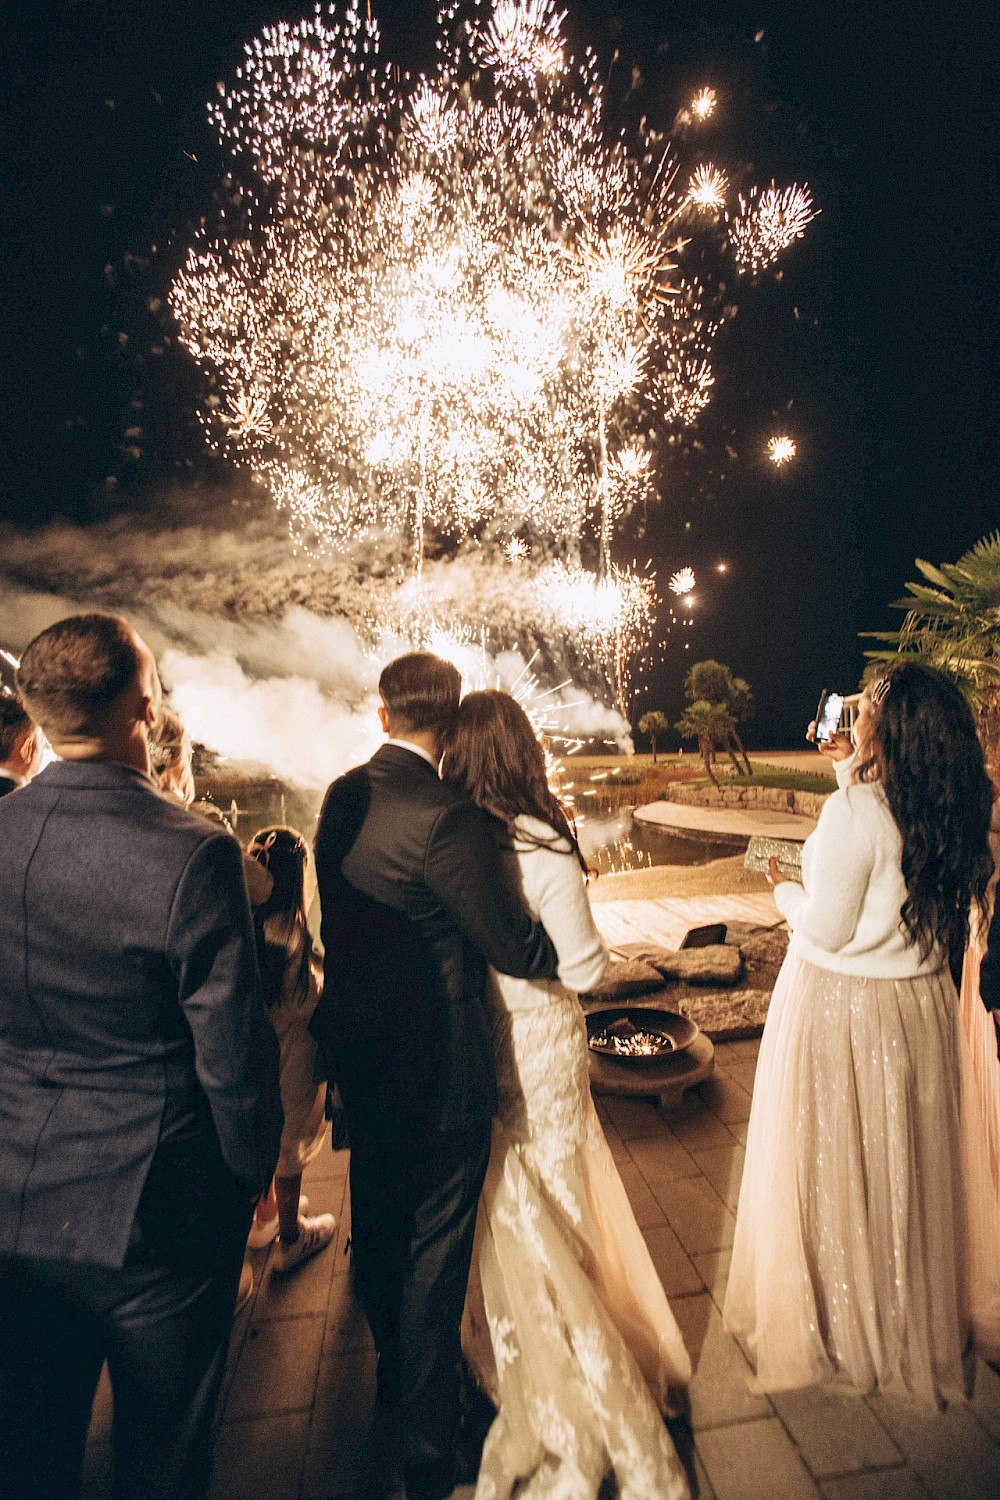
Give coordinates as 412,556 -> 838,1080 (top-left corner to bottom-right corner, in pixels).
82,1033 -> 1000,1500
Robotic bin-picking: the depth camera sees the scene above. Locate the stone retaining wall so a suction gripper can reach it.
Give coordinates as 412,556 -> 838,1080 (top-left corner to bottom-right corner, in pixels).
662,783 -> 830,817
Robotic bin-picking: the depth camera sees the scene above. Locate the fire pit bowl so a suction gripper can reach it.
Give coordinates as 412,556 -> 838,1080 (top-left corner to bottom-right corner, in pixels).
584,1001 -> 713,1107
586,1006 -> 700,1062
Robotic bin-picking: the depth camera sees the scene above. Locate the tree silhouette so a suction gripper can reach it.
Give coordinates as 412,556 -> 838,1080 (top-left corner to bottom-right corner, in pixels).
638,709 -> 670,762
684,659 -> 754,774
675,699 -> 737,786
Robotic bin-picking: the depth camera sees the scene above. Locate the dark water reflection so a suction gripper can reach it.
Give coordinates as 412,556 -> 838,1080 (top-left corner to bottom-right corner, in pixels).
579,810 -> 745,876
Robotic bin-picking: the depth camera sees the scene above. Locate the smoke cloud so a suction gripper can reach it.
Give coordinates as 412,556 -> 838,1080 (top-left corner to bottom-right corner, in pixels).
0,503 -> 633,791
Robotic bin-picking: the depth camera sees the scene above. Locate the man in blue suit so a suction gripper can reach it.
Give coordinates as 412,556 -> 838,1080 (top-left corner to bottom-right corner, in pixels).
0,613 -> 281,1500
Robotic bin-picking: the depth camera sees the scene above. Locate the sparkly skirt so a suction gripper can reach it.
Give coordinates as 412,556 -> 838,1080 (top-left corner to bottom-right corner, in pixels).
723,953 -> 1000,1407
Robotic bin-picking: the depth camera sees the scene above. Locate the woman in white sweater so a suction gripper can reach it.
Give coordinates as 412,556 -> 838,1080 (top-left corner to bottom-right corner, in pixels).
724,662 -> 999,1406
442,691 -> 691,1500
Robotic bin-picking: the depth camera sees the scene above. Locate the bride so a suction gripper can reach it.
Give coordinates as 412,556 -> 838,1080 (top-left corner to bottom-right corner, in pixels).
441,690 -> 691,1500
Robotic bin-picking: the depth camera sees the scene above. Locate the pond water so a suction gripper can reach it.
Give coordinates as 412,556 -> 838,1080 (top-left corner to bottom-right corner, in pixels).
578,810 -> 745,876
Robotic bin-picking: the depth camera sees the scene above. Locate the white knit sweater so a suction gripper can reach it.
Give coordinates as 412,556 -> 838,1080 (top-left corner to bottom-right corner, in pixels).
493,815 -> 609,1011
773,753 -> 944,977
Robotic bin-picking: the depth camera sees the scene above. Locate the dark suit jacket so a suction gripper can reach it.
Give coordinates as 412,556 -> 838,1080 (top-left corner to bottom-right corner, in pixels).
313,743 -> 557,1138
0,772 -> 19,797
0,760 -> 281,1269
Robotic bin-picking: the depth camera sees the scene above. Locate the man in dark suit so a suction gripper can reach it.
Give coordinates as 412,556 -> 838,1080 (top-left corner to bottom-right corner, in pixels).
0,692 -> 44,795
313,652 -> 558,1500
0,613 -> 281,1500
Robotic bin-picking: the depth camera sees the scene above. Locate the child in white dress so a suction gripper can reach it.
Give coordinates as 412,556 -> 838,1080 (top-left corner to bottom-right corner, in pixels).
247,827 -> 336,1274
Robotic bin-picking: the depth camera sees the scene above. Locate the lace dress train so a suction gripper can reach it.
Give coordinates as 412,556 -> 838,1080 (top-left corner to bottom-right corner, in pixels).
463,993 -> 691,1500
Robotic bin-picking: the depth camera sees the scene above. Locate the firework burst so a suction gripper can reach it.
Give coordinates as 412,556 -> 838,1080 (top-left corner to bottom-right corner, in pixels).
767,435 -> 797,466
687,164 -> 728,211
170,0 -> 814,710
531,560 -> 655,711
669,567 -> 696,595
731,183 -> 816,273
691,87 -> 717,120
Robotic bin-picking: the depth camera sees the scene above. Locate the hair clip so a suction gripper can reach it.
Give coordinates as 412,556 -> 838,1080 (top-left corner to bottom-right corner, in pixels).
869,675 -> 892,707
250,830 -> 279,866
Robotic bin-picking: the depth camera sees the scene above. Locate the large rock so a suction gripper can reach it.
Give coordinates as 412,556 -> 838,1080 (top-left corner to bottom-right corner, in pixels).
612,943 -> 744,986
661,784 -> 829,817
583,958 -> 665,1001
674,988 -> 773,1042
739,929 -> 790,988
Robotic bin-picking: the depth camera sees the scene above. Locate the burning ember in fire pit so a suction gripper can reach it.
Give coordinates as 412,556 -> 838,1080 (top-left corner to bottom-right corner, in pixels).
586,1007 -> 700,1061
590,1017 -> 679,1057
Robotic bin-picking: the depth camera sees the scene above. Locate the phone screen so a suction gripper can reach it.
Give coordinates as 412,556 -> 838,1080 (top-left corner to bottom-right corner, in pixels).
815,692 -> 844,743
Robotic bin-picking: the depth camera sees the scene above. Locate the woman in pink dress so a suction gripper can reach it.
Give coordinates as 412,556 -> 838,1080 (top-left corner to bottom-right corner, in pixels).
958,797 -> 1000,1202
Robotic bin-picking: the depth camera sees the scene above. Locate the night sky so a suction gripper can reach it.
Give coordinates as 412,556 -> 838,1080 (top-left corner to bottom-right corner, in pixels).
1,0 -> 996,747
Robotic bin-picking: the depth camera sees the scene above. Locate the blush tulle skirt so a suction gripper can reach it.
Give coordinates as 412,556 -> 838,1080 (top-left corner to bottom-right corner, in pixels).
723,952 -> 1000,1407
958,926 -> 1000,1199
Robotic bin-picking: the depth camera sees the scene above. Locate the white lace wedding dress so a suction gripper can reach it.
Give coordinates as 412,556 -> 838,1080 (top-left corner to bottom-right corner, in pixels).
462,817 -> 691,1500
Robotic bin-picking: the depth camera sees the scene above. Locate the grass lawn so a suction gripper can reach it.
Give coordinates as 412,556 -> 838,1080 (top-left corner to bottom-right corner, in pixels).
561,752 -> 701,781
560,752 -> 832,800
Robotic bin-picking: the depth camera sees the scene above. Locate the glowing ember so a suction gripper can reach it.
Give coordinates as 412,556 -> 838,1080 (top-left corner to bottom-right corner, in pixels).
669,567 -> 696,595
590,1018 -> 676,1056
767,435 -> 797,466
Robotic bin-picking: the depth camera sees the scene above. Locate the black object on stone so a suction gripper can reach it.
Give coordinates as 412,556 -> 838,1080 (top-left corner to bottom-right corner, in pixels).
680,923 -> 727,949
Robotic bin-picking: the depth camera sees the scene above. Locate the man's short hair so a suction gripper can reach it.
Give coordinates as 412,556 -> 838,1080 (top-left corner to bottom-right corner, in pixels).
17,614 -> 144,738
378,652 -> 462,736
0,695 -> 33,762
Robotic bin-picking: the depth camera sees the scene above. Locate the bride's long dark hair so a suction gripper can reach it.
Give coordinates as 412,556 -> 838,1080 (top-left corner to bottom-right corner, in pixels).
440,689 -> 588,873
854,662 -> 994,963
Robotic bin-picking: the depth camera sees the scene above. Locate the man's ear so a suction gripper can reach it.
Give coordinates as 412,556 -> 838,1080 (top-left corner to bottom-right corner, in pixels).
141,694 -> 159,731
14,728 -> 36,771
377,703 -> 390,734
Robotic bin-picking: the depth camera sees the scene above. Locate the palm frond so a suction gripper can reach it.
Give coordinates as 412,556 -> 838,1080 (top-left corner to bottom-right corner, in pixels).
861,529 -> 1000,716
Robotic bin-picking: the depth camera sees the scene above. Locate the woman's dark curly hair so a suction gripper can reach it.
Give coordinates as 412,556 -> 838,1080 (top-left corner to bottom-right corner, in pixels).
440,689 -> 588,874
854,662 -> 994,964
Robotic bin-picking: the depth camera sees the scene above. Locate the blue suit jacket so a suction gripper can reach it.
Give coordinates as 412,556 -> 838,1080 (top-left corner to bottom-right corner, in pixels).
0,760 -> 281,1268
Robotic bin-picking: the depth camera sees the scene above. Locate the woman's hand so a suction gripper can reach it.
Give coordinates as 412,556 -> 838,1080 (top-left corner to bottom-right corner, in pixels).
767,855 -> 789,887
806,722 -> 854,761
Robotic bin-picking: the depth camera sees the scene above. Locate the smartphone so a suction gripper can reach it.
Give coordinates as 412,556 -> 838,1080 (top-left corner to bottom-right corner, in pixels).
814,690 -> 844,744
